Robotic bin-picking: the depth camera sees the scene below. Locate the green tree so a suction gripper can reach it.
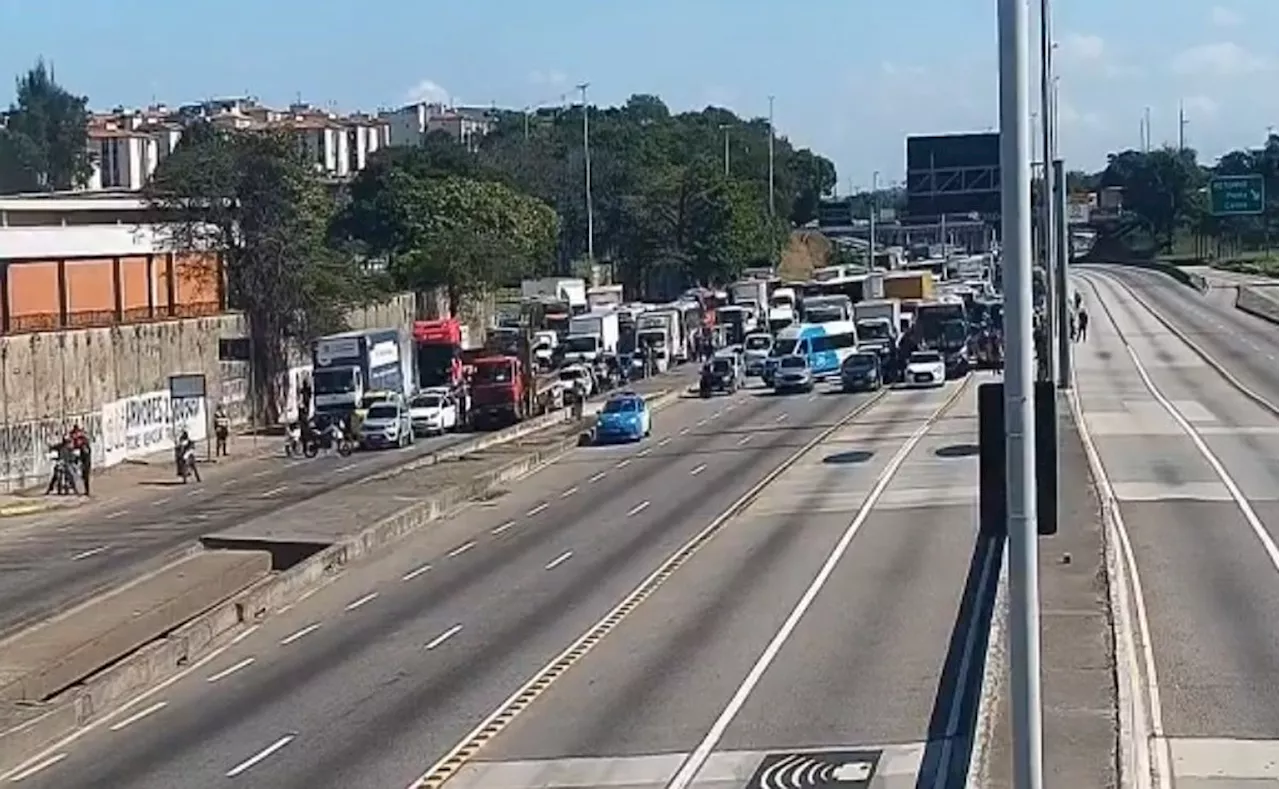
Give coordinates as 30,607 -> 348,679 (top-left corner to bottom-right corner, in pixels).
1099,146 -> 1205,251
146,129 -> 379,420
383,176 -> 558,312
0,59 -> 93,193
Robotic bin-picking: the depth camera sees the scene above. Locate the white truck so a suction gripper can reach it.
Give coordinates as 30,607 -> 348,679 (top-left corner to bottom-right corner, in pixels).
853,299 -> 902,356
521,277 -> 588,314
586,284 -> 624,311
635,310 -> 681,373
766,286 -> 798,333
563,310 -> 620,364
729,279 -> 770,317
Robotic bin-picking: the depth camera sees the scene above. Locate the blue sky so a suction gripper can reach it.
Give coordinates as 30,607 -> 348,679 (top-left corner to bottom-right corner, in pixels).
2,0 -> 1276,188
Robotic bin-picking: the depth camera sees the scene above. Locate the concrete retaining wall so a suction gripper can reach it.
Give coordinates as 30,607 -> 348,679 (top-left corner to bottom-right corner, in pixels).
0,293 -> 418,491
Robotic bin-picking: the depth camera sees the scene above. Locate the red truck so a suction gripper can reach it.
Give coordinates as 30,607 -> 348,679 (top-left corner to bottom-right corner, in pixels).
467,355 -> 565,429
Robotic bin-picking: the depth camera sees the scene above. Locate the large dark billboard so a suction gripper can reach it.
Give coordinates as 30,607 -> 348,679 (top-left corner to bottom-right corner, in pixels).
905,132 -> 1001,220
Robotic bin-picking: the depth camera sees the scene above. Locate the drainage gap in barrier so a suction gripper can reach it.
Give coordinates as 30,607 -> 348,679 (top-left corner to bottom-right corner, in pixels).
199,537 -> 331,571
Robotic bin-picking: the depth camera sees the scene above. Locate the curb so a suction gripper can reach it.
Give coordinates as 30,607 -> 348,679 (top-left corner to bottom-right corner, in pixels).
0,387 -> 682,777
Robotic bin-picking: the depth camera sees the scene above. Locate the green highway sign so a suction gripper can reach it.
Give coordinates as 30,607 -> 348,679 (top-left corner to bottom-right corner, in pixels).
1209,175 -> 1265,216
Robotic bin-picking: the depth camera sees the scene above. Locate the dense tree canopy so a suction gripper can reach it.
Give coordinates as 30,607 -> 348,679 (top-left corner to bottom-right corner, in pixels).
337,94 -> 838,297
0,60 -> 93,193
1066,134 -> 1278,255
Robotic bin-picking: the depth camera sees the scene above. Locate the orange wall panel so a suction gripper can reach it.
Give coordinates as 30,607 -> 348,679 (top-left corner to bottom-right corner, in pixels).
6,261 -> 60,317
64,258 -> 115,314
174,252 -> 219,306
118,256 -> 151,313
152,254 -> 170,308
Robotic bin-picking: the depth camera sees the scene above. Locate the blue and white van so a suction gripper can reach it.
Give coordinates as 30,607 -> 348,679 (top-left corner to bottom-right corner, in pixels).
763,321 -> 860,382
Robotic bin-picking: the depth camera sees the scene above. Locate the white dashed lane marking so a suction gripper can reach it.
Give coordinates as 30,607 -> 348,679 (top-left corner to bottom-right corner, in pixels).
446,541 -> 476,558
425,625 -> 463,651
627,501 -> 651,517
279,624 -> 321,646
689,463 -> 707,476
544,551 -> 573,570
345,592 -> 378,611
207,657 -> 255,683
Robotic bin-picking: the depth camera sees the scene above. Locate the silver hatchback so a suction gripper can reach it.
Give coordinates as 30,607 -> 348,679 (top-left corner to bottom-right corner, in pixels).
773,355 -> 814,393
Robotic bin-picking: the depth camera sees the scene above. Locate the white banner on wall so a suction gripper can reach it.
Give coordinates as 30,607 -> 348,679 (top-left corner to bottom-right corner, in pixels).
101,389 -> 208,467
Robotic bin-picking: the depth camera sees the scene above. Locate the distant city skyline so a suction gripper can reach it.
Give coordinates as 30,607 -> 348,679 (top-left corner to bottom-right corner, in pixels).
3,0 -> 1276,183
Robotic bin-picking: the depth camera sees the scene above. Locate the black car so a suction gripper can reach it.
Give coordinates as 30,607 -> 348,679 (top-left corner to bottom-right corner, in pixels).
841,351 -> 883,392
699,356 -> 743,397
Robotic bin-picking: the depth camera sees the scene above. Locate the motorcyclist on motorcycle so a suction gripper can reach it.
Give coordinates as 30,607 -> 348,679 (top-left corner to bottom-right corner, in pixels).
175,430 -> 201,482
285,422 -> 303,457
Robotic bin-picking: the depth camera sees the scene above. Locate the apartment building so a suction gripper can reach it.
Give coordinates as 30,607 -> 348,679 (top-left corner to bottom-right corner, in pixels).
383,102 -> 495,151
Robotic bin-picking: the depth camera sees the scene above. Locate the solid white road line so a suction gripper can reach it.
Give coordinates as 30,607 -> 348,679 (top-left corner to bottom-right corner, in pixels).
689,463 -> 707,476
109,701 -> 168,732
544,551 -> 573,570
425,625 -> 463,651
345,592 -> 378,611
446,541 -> 476,558
402,564 -> 432,582
6,753 -> 66,782
626,501 -> 650,517
70,545 -> 108,561
279,623 -> 321,646
225,734 -> 295,778
206,657 -> 255,683
666,402 -> 943,789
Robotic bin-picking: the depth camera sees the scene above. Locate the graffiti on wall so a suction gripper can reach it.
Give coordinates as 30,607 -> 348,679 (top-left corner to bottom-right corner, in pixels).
101,389 -> 207,467
0,411 -> 103,487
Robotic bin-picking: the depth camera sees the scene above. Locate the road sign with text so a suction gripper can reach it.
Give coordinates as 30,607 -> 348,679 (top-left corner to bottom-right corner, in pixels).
1210,175 -> 1265,216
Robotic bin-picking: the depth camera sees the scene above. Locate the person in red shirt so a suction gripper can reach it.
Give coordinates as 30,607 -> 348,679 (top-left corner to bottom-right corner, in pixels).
68,424 -> 91,495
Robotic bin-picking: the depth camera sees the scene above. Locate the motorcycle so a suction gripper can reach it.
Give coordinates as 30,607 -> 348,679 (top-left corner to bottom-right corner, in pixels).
303,429 -> 356,458
176,443 -> 200,483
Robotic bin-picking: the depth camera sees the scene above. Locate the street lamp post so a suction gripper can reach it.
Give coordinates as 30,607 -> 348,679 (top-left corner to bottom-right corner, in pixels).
767,96 -> 776,219
1038,0 -> 1057,384
719,124 -> 732,177
869,170 -> 879,264
1000,0 -> 1045,786
577,83 -> 594,263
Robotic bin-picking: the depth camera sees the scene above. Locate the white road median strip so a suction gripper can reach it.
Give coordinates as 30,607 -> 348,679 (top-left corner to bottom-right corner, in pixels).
589,471 -> 608,483
626,501 -> 650,517
425,624 -> 463,651
225,734 -> 295,778
5,753 -> 66,782
526,503 -> 549,517
560,486 -> 578,498
70,545 -> 108,561
446,541 -> 476,558
345,592 -> 378,611
109,701 -> 168,732
689,463 -> 707,476
402,564 -> 431,582
544,551 -> 573,570
666,400 -> 943,789
207,657 -> 255,683
491,521 -> 516,535
280,624 -> 321,646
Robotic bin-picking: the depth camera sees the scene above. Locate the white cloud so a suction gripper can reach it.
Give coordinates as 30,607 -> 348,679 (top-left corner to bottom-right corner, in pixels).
879,61 -> 927,77
528,70 -> 567,88
404,78 -> 449,106
1171,42 -> 1266,77
1058,33 -> 1106,62
1210,6 -> 1243,27
1056,98 -> 1104,131
1182,95 -> 1220,119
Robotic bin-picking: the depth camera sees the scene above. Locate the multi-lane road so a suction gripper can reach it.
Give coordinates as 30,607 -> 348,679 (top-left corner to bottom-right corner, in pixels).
0,374 -> 685,636
6,375 -> 1007,789
1073,264 -> 1278,788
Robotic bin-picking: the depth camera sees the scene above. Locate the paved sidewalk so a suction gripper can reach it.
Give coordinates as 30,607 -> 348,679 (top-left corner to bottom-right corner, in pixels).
982,401 -> 1119,788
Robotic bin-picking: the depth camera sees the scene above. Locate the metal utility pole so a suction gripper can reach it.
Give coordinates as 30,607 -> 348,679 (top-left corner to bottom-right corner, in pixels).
998,0 -> 1045,786
1038,0 -> 1057,384
719,124 -> 732,177
578,83 -> 595,263
1177,101 -> 1188,150
767,96 -> 776,218
869,170 -> 879,265
1143,106 -> 1152,152
1053,158 -> 1071,388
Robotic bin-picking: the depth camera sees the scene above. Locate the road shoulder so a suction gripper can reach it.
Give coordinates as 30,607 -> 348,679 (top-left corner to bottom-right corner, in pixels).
982,398 -> 1119,788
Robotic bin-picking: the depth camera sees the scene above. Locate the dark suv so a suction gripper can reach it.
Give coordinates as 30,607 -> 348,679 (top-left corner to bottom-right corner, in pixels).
841,351 -> 883,392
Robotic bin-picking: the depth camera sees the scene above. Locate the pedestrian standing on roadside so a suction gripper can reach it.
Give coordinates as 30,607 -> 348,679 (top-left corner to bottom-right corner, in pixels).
71,425 -> 92,496
213,404 -> 230,457
1076,307 -> 1089,343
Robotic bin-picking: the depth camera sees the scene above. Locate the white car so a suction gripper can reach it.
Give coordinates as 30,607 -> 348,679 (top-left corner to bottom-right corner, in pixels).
408,392 -> 458,436
903,351 -> 946,388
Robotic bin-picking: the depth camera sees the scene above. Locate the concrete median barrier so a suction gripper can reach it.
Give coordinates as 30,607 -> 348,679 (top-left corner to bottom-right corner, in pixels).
0,387 -> 681,777
1235,285 -> 1279,323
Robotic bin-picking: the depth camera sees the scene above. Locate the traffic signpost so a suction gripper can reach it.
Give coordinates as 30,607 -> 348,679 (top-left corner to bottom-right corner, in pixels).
1209,175 -> 1265,216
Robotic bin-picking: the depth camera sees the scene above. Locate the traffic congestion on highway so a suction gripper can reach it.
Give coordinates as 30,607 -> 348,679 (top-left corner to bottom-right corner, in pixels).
1,253 -> 1276,789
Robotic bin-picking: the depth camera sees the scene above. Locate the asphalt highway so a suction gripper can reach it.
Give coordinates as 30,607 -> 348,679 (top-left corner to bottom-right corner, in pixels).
0,372 -> 689,637
1073,268 -> 1278,787
6,373 -> 939,788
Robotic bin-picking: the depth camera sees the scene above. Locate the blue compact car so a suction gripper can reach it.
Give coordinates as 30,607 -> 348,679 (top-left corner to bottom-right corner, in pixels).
594,393 -> 651,443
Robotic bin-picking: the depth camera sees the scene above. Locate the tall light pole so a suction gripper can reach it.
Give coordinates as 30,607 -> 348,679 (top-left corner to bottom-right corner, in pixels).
577,82 -> 595,263
1000,0 -> 1045,787
767,96 -> 776,219
869,170 -> 879,264
1038,0 -> 1057,383
719,123 -> 732,177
